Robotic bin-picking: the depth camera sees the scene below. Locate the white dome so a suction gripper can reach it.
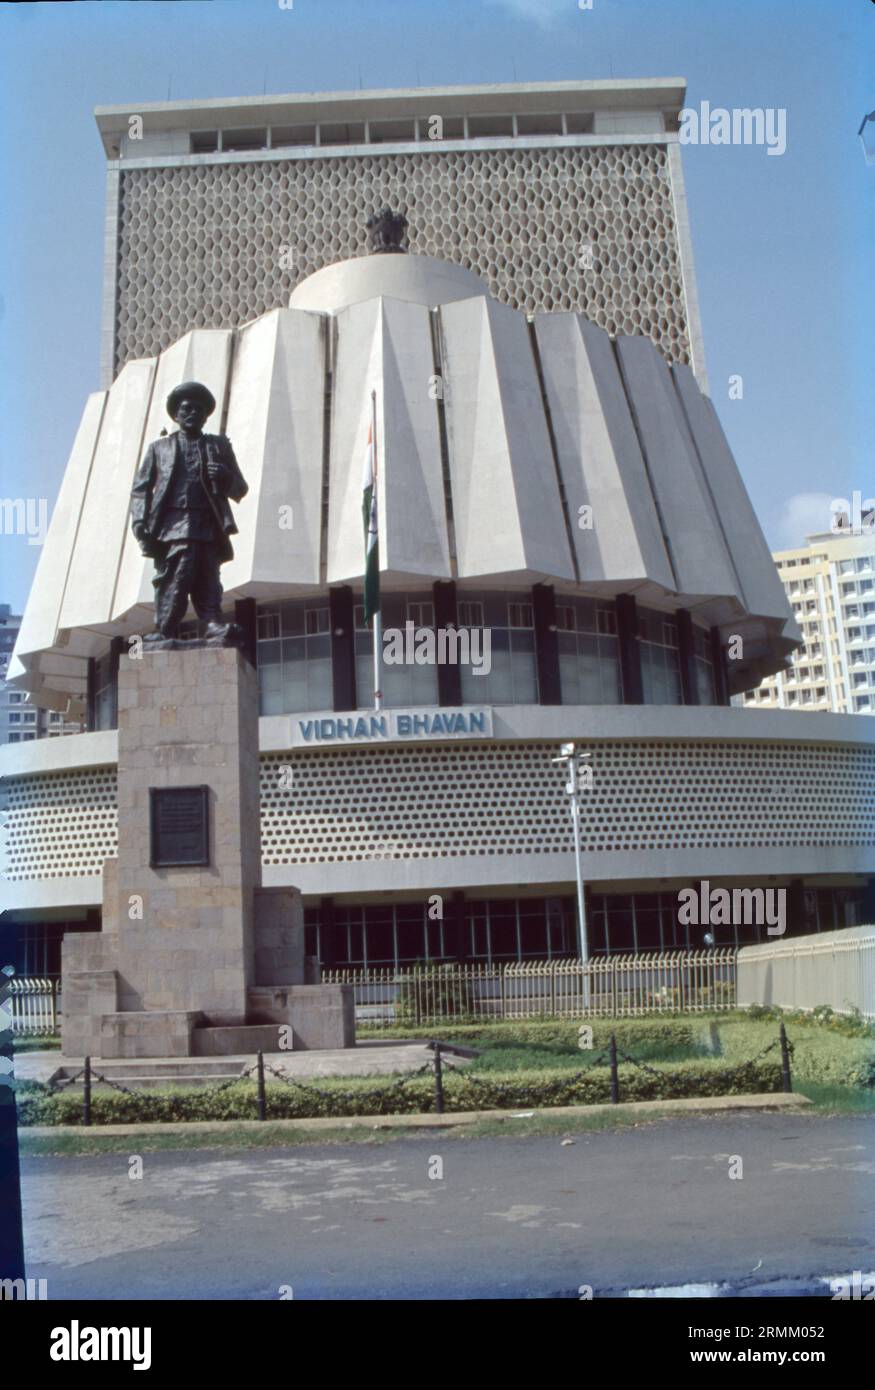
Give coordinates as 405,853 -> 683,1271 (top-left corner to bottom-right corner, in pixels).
288,252 -> 487,313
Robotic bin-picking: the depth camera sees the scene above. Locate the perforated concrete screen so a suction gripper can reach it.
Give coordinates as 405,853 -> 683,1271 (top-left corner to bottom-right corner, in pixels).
114,143 -> 690,373
4,739 -> 873,882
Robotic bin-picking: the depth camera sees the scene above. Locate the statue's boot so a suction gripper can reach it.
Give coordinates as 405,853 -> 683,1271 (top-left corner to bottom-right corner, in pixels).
203,620 -> 244,645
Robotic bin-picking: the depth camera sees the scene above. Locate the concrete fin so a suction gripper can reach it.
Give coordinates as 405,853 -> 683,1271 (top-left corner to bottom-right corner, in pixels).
441,296 -> 574,581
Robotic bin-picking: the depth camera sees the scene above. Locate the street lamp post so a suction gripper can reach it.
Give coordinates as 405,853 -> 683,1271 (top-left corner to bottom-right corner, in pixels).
552,742 -> 591,1010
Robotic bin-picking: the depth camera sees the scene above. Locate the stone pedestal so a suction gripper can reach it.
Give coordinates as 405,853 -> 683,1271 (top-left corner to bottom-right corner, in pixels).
112,645 -> 260,1025
60,642 -> 355,1058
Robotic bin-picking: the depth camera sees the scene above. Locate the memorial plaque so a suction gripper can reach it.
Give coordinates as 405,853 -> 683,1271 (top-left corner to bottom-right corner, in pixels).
149,785 -> 210,868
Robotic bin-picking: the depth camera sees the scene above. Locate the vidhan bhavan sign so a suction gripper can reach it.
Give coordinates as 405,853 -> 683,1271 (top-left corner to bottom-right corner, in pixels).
291,706 -> 493,746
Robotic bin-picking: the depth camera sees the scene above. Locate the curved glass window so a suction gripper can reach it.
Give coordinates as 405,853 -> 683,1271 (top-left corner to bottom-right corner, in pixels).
639,609 -> 682,704
693,625 -> 718,705
354,591 -> 440,709
556,598 -> 622,704
257,600 -> 332,715
255,594 -> 721,712
458,590 -> 539,705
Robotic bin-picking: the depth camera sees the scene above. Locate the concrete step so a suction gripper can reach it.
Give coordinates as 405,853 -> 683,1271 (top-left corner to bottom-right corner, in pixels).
52,1058 -> 246,1088
193,1024 -> 287,1057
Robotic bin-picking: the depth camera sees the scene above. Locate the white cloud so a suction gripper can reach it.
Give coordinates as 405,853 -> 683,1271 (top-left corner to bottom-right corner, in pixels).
485,0 -> 575,27
772,491 -> 834,549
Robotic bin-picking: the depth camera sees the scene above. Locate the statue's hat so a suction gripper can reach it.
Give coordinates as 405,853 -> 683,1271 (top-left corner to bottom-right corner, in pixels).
166,381 -> 217,418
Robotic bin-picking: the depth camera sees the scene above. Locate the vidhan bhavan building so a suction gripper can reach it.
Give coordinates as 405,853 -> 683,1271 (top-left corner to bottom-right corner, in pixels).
2,79 -> 874,977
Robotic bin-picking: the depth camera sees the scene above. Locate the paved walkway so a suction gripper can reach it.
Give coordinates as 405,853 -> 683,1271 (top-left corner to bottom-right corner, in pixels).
14,1040 -> 449,1085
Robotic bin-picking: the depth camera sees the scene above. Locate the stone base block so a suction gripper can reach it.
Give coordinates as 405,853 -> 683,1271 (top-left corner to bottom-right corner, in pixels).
100,1010 -> 205,1059
248,983 -> 355,1050
253,887 -> 305,986
61,932 -> 121,1057
61,969 -> 119,1059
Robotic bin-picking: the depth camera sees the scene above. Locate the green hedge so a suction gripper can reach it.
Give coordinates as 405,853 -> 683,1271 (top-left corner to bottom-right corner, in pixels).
15,1055 -> 783,1126
358,1018 -> 702,1051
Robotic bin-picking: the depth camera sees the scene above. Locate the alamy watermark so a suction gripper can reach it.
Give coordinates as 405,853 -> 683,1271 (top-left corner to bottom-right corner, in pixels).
0,497 -> 48,546
678,881 -> 787,937
679,102 -> 787,157
382,621 -> 491,675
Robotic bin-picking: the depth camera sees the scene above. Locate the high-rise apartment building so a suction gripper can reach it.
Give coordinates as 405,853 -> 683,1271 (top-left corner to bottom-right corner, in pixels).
742,531 -> 875,716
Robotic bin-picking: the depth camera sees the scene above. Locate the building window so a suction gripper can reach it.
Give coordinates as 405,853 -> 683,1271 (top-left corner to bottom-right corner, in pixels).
305,607 -> 330,635
557,597 -> 622,705
458,591 -> 538,706
257,610 -> 280,641
355,590 -> 440,709
457,600 -> 484,628
93,650 -> 116,731
190,130 -> 220,154
597,606 -> 617,636
639,608 -> 682,705
407,601 -> 435,628
507,601 -> 534,629
257,599 -> 332,715
692,624 -> 718,704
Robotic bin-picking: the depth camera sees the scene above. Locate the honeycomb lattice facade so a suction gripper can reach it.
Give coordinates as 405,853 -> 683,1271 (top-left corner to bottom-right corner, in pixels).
2,766 -> 118,881
114,144 -> 690,374
4,740 -> 874,882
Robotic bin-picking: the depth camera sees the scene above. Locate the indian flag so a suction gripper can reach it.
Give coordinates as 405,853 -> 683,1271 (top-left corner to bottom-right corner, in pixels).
362,417 -> 380,625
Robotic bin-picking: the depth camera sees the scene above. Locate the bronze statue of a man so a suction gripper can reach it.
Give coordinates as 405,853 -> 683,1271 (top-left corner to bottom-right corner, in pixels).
130,382 -> 248,642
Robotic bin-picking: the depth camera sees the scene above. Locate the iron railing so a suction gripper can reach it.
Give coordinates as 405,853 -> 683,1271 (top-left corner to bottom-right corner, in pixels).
7,977 -> 60,1036
323,950 -> 738,1026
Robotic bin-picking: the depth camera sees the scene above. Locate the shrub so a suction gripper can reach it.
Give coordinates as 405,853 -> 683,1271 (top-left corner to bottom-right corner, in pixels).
393,963 -> 476,1024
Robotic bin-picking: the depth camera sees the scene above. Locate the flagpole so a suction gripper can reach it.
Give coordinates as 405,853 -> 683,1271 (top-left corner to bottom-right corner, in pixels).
371,389 -> 382,712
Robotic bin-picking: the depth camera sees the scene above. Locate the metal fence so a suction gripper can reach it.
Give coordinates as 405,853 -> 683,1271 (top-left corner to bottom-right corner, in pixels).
7,978 -> 60,1036
738,926 -> 875,1020
323,950 -> 738,1025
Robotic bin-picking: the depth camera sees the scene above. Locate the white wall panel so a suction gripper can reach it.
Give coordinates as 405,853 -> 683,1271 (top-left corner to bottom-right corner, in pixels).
12,392 -> 106,670
534,315 -> 674,588
223,309 -> 324,593
616,336 -> 742,605
673,364 -> 800,633
441,296 -> 574,581
375,298 -> 450,581
60,358 -> 156,635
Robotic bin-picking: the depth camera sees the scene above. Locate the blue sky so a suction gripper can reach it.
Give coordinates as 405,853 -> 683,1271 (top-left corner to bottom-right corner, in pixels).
0,0 -> 872,613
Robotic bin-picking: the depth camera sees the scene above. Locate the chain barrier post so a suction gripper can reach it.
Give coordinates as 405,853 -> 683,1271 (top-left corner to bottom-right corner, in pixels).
432,1042 -> 445,1114
779,1023 -> 792,1093
83,1055 -> 92,1127
257,1050 -> 266,1121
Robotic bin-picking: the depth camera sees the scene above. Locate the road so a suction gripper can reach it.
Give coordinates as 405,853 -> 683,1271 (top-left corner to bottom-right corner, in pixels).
20,1112 -> 875,1299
